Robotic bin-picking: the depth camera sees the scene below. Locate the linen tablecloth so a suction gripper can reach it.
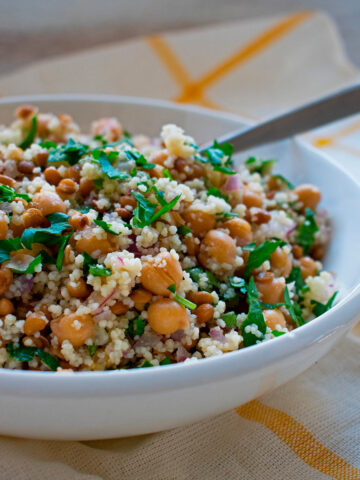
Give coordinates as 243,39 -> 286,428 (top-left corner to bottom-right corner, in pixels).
0,11 -> 359,479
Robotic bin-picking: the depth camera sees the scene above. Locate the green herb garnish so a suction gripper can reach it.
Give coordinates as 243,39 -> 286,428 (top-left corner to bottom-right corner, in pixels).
56,233 -> 72,271
19,115 -> 37,150
272,330 -> 286,337
99,152 -> 129,180
140,360 -> 153,368
0,238 -> 22,263
86,344 -> 98,356
245,157 -> 275,175
177,225 -> 191,236
286,267 -> 304,294
11,254 -> 42,274
126,316 -> 147,339
296,208 -> 319,254
241,277 -> 267,346
163,169 -> 173,180
270,174 -> 295,190
124,150 -> 156,170
207,186 -> 228,201
222,312 -> 237,328
131,190 -> 181,227
160,357 -> 171,366
174,294 -> 196,310
284,286 -> 304,327
94,218 -> 121,235
82,252 -> 96,275
48,138 -> 88,165
244,238 -> 286,277
229,276 -> 247,294
311,292 -> 337,317
0,184 -> 31,203
21,212 -> 71,249
167,284 -> 176,294
7,342 -> 59,371
89,264 -> 112,277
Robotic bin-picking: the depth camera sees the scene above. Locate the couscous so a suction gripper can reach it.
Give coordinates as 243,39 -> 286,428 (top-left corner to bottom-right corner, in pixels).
0,106 -> 336,371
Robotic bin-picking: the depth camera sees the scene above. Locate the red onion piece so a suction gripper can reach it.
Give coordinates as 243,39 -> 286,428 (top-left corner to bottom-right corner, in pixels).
209,328 -> 226,343
94,309 -> 113,321
176,345 -> 191,362
133,332 -> 161,349
117,256 -> 124,265
170,329 -> 185,342
222,174 -> 241,192
18,275 -> 33,294
97,287 -> 117,310
286,222 -> 297,238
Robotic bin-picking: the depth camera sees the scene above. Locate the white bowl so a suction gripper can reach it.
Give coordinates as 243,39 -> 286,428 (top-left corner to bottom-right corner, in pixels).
0,95 -> 359,440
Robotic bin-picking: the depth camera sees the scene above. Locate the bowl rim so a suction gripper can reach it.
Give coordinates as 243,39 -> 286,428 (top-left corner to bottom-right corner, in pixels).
0,93 -> 359,395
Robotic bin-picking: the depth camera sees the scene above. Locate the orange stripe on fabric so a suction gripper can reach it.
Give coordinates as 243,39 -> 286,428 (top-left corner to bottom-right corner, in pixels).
147,36 -> 192,87
237,400 -> 360,480
175,11 -> 313,103
313,119 -> 360,148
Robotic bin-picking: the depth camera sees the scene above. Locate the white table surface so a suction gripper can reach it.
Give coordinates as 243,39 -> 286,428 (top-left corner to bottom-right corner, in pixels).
0,0 -> 358,76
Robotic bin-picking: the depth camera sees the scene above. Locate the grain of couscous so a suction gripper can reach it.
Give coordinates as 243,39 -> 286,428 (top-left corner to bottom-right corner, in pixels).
0,105 -> 337,371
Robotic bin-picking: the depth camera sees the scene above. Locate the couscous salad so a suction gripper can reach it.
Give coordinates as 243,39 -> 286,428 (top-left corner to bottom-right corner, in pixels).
0,106 -> 336,371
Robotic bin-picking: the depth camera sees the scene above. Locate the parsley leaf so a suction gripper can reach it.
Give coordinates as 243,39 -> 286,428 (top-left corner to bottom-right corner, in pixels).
99,152 -> 129,180
296,208 -> 319,254
89,264 -> 112,277
19,115 -> 37,150
163,169 -> 173,180
244,238 -> 286,277
48,138 -> 88,165
286,267 -> 304,294
82,252 -> 96,275
86,344 -> 98,356
284,286 -> 305,327
272,330 -> 285,337
207,186 -> 228,201
216,211 -> 238,221
222,312 -> 237,328
174,294 -> 196,310
124,150 -> 156,170
150,194 -> 181,224
56,233 -> 72,271
0,238 -> 22,263
93,177 -> 104,190
160,356 -> 171,365
140,360 -> 153,368
186,267 -> 220,291
0,184 -> 31,203
94,218 -> 121,235
131,191 -> 157,228
177,225 -> 191,236
11,254 -> 42,274
229,276 -> 247,294
167,284 -> 176,294
241,277 -> 267,346
7,342 -> 59,371
21,212 -> 71,249
126,316 -> 147,338
245,157 -> 275,175
311,292 -> 337,317
270,174 -> 295,190
204,141 -> 234,166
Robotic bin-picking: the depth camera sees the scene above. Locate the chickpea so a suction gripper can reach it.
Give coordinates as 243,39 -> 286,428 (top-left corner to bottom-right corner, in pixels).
15,104 -> 37,120
44,167 -> 62,186
141,251 -> 183,296
300,256 -> 318,279
0,298 -> 14,316
115,207 -> 132,221
21,208 -> 46,229
79,178 -> 94,198
292,244 -> 303,259
223,217 -> 253,247
63,244 -> 73,266
0,212 -> 8,240
51,313 -> 94,347
56,178 -> 78,196
65,166 -> 81,183
249,207 -> 271,225
150,150 -> 168,166
148,298 -> 189,335
311,245 -> 324,260
243,187 -> 262,208
66,278 -> 90,298
270,247 -> 292,278
17,160 -> 34,175
263,309 -> 286,330
32,191 -> 66,216
188,291 -> 214,305
24,312 -> 48,336
111,301 -> 129,315
199,230 -> 237,268
295,184 -> 321,211
174,157 -> 204,180
0,267 -> 13,295
148,165 -> 164,179
68,211 -> 90,230
182,210 -> 216,237
195,303 -> 214,323
0,174 -> 15,187
75,235 -> 114,256
8,146 -> 24,162
34,152 -> 48,168
119,195 -> 137,209
130,288 -> 152,310
255,272 -> 285,304
92,117 -> 123,142
184,236 -> 199,256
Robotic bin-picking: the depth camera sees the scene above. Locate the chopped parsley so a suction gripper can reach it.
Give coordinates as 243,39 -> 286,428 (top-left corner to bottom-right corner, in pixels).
244,238 -> 286,277
167,284 -> 176,294
93,177 -> 104,190
19,115 -> 38,150
126,317 -> 147,339
48,138 -> 88,165
89,264 -> 112,277
311,292 -> 337,317
163,169 -> 173,180
174,294 -> 196,310
241,277 -> 267,347
0,184 -> 31,203
94,218 -> 121,235
160,357 -> 171,366
56,233 -> 72,271
0,237 -> 22,263
270,174 -> 295,190
7,342 -> 59,371
201,141 -> 236,175
99,152 -> 129,180
124,150 -> 156,170
20,212 -> 71,249
86,344 -> 98,356
222,312 -> 237,328
140,360 -> 153,368
245,157 -> 275,175
207,186 -> 228,201
284,286 -> 305,327
229,276 -> 247,294
11,254 -> 42,274
272,330 -> 285,337
296,208 -> 319,254
177,225 -> 191,236
215,211 -> 238,221
286,267 -> 304,294
82,252 -> 96,275
131,190 -> 181,227
186,267 -> 220,291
